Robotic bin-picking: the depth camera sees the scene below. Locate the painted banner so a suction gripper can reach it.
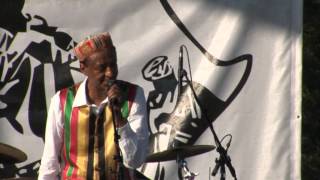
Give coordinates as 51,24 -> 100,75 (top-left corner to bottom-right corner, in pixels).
0,0 -> 302,179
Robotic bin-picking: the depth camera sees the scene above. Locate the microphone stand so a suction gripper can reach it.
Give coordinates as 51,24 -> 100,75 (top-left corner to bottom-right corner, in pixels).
110,102 -> 125,180
179,68 -> 237,180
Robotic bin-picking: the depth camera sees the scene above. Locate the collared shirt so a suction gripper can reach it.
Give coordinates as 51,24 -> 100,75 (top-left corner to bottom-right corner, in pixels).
38,79 -> 149,180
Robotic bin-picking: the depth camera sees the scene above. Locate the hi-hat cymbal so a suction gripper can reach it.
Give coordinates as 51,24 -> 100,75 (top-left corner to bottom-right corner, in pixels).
146,145 -> 215,162
0,143 -> 27,164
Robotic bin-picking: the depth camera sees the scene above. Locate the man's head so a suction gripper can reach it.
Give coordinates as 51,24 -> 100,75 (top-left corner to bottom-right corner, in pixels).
74,32 -> 118,90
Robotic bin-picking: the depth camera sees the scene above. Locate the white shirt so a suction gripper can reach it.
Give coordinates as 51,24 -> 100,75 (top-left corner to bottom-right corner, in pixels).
38,79 -> 149,180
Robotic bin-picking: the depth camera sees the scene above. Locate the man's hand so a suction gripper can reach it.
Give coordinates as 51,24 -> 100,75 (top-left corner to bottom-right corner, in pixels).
107,83 -> 127,127
107,83 -> 123,106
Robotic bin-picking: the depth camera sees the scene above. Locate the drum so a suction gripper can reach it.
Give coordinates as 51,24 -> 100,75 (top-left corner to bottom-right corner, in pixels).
0,143 -> 27,164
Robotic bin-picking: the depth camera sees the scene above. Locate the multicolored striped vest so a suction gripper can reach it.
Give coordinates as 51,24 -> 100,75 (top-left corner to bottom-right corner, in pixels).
59,81 -> 137,180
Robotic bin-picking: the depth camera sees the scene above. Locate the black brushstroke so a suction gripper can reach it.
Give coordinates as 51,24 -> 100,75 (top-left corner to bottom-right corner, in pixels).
0,56 -> 31,134
0,0 -> 78,178
157,0 -> 253,147
142,1 -> 253,179
16,160 -> 41,178
0,0 -> 28,34
142,56 -> 178,132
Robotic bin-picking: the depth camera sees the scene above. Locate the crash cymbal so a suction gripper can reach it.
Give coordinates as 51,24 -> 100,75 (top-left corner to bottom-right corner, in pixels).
146,145 -> 215,162
0,143 -> 27,163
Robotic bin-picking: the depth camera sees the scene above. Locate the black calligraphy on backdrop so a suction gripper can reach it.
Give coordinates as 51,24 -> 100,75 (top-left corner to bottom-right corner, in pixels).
0,0 -> 252,179
0,0 -> 77,178
140,1 -> 252,179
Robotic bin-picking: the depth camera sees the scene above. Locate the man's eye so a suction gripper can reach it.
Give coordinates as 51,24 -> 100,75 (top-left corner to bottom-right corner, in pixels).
110,62 -> 117,67
97,65 -> 106,71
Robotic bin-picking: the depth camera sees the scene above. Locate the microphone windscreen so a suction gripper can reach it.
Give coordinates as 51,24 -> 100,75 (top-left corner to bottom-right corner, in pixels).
107,79 -> 116,86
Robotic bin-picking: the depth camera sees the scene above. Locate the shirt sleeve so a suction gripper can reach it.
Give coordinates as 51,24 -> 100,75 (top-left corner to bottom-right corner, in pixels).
117,85 -> 149,169
38,92 -> 64,180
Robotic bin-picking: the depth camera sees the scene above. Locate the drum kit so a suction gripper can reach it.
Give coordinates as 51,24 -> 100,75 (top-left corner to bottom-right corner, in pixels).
0,143 -> 36,180
145,144 -> 215,180
0,142 -> 214,180
0,143 -> 27,164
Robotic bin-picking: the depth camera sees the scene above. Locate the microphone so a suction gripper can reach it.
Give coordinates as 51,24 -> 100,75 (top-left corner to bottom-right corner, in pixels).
107,79 -> 116,87
108,81 -> 122,126
109,97 -> 120,107
178,45 -> 183,97
107,80 -> 122,108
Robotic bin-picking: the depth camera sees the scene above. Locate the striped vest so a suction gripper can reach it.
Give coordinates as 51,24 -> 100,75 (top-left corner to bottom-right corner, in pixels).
59,81 -> 136,180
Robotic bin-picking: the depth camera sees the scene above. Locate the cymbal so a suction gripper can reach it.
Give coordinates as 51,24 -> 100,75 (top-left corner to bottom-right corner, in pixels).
146,145 -> 215,162
0,143 -> 27,163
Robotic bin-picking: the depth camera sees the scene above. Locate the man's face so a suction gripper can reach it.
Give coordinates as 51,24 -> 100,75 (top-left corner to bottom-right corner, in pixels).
84,48 -> 118,90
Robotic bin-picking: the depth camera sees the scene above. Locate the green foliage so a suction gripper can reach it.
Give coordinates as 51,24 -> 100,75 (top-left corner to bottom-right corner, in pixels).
302,0 -> 320,179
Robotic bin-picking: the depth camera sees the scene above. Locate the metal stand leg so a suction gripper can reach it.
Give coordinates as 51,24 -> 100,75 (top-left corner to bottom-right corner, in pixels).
177,158 -> 198,180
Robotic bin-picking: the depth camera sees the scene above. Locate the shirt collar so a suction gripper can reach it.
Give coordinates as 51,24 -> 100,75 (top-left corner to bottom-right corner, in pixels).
72,78 -> 110,108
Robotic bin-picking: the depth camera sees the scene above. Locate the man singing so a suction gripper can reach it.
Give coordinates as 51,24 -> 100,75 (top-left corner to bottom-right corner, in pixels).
39,32 -> 149,180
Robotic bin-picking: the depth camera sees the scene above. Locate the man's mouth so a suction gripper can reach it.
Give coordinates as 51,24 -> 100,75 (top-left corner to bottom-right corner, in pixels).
101,79 -> 116,87
106,79 -> 116,86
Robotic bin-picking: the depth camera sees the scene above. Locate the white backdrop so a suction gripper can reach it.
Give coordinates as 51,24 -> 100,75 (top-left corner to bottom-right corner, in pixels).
0,0 -> 302,179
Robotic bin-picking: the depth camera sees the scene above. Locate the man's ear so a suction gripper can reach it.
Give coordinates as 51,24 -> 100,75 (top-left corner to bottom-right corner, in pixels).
79,61 -> 88,75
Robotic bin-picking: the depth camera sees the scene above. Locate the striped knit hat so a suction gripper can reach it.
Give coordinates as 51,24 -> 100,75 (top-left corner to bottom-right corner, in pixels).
73,32 -> 114,61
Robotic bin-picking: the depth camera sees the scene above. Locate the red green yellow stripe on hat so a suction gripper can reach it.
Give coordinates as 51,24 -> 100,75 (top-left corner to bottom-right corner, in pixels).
74,32 -> 114,61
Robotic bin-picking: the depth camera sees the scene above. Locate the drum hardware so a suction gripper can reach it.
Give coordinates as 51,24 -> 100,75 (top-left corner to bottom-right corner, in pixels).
0,143 -> 29,179
174,45 -> 237,180
146,145 -> 215,180
0,143 -> 27,164
177,155 -> 198,180
145,145 -> 215,163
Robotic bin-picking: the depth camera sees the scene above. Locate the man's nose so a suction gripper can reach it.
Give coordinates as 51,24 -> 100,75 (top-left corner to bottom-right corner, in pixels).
105,67 -> 115,77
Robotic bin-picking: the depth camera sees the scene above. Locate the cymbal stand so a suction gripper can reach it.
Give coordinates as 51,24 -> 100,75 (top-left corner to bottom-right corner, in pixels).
177,153 -> 198,180
180,68 -> 237,180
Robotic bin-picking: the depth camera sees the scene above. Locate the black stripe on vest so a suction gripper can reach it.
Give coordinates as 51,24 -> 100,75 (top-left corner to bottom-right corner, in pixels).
86,107 -> 96,180
97,108 -> 106,179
